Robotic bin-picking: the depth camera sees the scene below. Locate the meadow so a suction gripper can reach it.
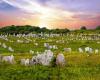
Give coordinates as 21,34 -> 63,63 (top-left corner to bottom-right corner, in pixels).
0,32 -> 100,80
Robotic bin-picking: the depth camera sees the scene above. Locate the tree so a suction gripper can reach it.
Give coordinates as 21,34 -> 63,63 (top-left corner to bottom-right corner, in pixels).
96,26 -> 100,30
0,25 -> 70,34
80,26 -> 87,30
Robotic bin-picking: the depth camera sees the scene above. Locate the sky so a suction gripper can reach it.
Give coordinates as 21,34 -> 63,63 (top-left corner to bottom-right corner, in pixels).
0,0 -> 100,29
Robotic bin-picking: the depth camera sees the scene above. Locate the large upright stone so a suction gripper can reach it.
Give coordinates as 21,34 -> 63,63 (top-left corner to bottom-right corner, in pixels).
56,53 -> 65,66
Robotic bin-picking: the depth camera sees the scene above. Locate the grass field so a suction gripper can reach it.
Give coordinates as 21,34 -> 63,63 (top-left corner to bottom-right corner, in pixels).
0,34 -> 100,80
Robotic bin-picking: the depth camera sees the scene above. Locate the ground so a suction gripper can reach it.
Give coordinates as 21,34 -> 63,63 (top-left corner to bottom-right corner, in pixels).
0,34 -> 100,80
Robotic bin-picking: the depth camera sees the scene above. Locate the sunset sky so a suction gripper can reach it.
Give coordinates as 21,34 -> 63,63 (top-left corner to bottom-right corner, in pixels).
0,0 -> 100,29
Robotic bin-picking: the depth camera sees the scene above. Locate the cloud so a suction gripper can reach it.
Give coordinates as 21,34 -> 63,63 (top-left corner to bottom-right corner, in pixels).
44,0 -> 100,13
1,0 -> 100,29
2,0 -> 42,13
2,0 -> 75,28
0,1 -> 3,3
72,12 -> 100,21
2,0 -> 72,15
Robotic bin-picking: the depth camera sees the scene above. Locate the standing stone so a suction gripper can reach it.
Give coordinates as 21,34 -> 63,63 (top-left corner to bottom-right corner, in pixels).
56,54 -> 65,66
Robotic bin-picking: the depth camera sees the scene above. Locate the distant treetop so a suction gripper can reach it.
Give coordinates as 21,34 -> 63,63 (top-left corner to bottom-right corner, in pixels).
80,26 -> 87,30
96,26 -> 100,30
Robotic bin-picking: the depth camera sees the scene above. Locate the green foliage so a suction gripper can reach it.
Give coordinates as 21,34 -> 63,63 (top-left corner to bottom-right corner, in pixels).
0,27 -> 100,80
96,25 -> 100,30
1,54 -> 100,80
0,25 -> 70,34
80,26 -> 87,30
51,56 -> 57,67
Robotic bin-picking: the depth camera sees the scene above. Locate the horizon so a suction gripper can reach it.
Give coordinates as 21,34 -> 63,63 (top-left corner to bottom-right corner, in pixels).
0,24 -> 100,30
0,0 -> 100,29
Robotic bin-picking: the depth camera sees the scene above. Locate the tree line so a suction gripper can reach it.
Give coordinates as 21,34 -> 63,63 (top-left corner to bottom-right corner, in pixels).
0,25 -> 70,34
0,25 -> 100,34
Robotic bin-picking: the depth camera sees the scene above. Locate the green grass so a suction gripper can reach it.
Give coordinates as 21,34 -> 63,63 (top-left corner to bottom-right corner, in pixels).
0,54 -> 100,80
0,35 -> 100,80
0,35 -> 99,53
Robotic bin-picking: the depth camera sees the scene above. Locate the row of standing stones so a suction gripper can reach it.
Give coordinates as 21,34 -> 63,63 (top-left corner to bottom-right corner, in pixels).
0,50 -> 65,67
